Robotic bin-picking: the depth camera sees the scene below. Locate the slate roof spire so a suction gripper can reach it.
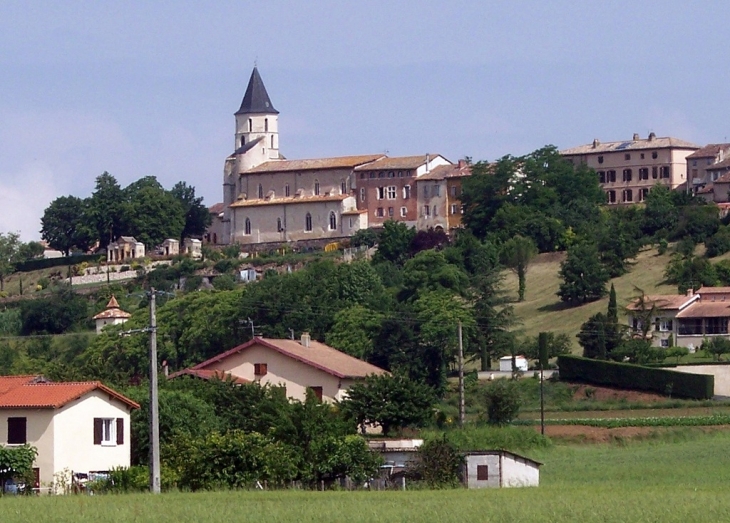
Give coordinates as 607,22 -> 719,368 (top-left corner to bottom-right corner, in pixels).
235,67 -> 279,115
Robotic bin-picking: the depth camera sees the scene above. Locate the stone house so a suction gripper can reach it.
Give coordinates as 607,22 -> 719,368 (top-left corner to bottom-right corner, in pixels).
687,143 -> 730,194
160,239 -> 179,257
561,133 -> 700,204
169,334 -> 387,402
415,160 -> 471,231
0,376 -> 138,493
106,237 -> 145,263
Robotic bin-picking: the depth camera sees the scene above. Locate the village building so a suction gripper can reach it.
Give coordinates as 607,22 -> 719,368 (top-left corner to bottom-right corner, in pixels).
92,296 -> 131,334
106,236 -> 145,263
626,287 -> 730,351
560,133 -> 699,204
204,203 -> 226,244
0,375 -> 138,493
159,238 -> 179,257
415,160 -> 471,231
169,333 -> 387,402
183,238 -> 202,259
687,143 -> 730,195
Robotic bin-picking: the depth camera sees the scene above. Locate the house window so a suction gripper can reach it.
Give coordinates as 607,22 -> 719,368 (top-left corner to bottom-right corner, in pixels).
660,339 -> 670,348
434,184 -> 440,197
424,205 -> 430,217
314,180 -> 320,196
639,188 -> 649,201
598,156 -> 604,164
376,208 -> 384,217
706,317 -> 729,335
329,211 -> 337,230
450,186 -> 457,197
378,171 -> 385,178
403,185 -> 411,199
277,218 -> 283,232
388,171 -> 395,178
639,168 -> 649,180
341,180 -> 347,195
398,171 -> 403,177
94,418 -> 123,446
625,153 -> 631,161
451,204 -> 458,215
640,153 -> 645,159
623,189 -> 633,202
607,190 -> 616,203
258,184 -> 263,199
348,217 -> 354,228
622,169 -> 632,182
254,363 -> 268,376
7,417 -> 27,444
388,207 -> 394,217
424,185 -> 429,198
477,465 -> 488,481
387,186 -> 397,199
607,170 -> 617,182
309,386 -> 323,401
244,218 -> 251,235
652,151 -> 658,159
376,187 -> 385,200
598,171 -> 606,183
433,206 -> 438,216
657,319 -> 673,332
369,172 -> 375,179
678,319 -> 703,335
400,207 -> 407,217
285,184 -> 290,197
360,188 -> 365,202
305,213 -> 313,232
661,166 -> 670,179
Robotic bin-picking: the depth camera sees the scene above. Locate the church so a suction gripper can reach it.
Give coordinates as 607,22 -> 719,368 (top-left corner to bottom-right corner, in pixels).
209,67 -> 467,246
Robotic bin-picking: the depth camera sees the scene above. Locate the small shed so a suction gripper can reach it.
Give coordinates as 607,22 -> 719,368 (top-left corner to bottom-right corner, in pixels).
462,451 -> 541,488
499,355 -> 528,372
107,237 -> 145,263
183,238 -> 202,259
160,239 -> 180,257
92,296 -> 131,334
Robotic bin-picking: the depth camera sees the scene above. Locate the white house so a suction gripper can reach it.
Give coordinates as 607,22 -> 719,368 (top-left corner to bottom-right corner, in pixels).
462,451 -> 541,488
169,333 -> 387,402
92,296 -> 131,334
0,376 -> 139,493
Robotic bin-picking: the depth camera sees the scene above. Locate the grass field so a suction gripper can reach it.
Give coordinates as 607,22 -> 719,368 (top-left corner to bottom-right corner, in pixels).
3,429 -> 730,522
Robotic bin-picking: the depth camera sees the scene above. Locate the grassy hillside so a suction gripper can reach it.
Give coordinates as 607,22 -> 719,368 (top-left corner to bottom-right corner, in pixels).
503,247 -> 681,351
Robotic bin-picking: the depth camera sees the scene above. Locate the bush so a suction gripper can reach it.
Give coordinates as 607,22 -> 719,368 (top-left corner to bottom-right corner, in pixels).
484,380 -> 521,425
212,274 -> 236,291
657,239 -> 668,255
705,226 -> 730,258
14,254 -> 101,272
410,435 -> 463,488
557,355 -> 714,400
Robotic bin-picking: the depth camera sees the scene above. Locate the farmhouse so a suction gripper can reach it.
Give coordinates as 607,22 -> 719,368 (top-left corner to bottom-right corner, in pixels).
169,334 -> 387,402
0,375 -> 139,493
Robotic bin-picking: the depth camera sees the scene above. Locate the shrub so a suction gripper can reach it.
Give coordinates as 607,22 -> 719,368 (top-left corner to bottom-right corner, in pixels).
705,226 -> 730,258
212,274 -> 236,291
410,435 -> 463,488
557,355 -> 714,400
484,380 -> 521,425
657,239 -> 668,255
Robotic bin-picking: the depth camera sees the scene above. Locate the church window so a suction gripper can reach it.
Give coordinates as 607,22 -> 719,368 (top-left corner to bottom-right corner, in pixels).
329,212 -> 337,230
265,118 -> 269,132
248,119 -> 252,132
271,135 -> 275,149
241,136 -> 245,147
244,218 -> 251,235
314,180 -> 320,196
305,213 -> 313,232
277,218 -> 283,232
285,184 -> 290,197
258,184 -> 264,199
341,180 -> 347,195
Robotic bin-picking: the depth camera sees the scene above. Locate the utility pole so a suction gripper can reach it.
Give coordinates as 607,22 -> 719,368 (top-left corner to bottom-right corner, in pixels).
149,288 -> 161,494
458,321 -> 465,428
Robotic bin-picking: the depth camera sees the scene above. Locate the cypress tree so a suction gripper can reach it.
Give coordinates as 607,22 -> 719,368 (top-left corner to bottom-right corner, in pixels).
606,283 -> 619,356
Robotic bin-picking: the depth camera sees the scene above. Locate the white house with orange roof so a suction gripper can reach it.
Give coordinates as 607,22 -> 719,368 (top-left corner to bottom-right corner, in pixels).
0,376 -> 139,493
169,333 -> 387,402
92,296 -> 131,334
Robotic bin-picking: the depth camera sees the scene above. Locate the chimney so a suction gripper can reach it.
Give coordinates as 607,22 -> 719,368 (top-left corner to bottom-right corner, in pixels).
425,154 -> 430,173
648,132 -> 656,141
300,332 -> 311,348
458,159 -> 466,168
686,288 -> 694,297
592,139 -> 600,148
633,133 -> 640,141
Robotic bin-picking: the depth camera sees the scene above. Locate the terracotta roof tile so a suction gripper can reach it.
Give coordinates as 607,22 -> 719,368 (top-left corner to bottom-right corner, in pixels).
0,376 -> 139,409
686,144 -> 730,159
561,136 -> 700,156
354,155 -> 442,171
676,302 -> 730,318
229,194 -> 349,208
190,337 -> 388,380
209,202 -> 225,214
167,369 -> 250,385
417,163 -> 472,181
245,155 -> 384,173
626,295 -> 696,311
706,158 -> 730,171
92,295 -> 131,320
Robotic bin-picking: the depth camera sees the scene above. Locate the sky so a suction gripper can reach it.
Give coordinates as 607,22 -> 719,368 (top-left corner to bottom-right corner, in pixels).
2,1 -> 730,240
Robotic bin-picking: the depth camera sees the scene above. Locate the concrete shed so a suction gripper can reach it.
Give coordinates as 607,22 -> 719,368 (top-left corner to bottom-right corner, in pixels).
462,451 -> 541,488
499,355 -> 529,372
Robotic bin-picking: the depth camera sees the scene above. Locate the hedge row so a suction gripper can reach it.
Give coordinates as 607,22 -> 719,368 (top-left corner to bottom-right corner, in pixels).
515,415 -> 730,429
15,254 -> 103,272
557,355 -> 714,400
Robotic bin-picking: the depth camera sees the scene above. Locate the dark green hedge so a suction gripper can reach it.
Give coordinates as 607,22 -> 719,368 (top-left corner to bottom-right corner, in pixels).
15,254 -> 103,272
557,355 -> 714,400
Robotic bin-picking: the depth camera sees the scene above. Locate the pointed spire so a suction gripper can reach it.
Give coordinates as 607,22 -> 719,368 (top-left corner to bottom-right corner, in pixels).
235,67 -> 279,115
106,296 -> 120,309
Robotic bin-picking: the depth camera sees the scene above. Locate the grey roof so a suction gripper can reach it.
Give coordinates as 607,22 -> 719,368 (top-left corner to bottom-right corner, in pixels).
235,67 -> 279,115
233,136 -> 264,155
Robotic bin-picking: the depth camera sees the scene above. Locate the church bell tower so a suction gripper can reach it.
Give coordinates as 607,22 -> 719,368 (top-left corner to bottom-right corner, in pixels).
234,66 -> 280,165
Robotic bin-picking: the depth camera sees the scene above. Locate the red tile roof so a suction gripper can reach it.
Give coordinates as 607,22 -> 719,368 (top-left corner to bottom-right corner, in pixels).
417,163 -> 472,181
245,155 -> 384,173
676,302 -> 730,318
0,376 -> 139,410
92,296 -> 131,320
167,369 -> 250,384
229,194 -> 349,208
626,294 -> 697,311
686,144 -> 730,159
209,202 -> 225,214
189,337 -> 388,380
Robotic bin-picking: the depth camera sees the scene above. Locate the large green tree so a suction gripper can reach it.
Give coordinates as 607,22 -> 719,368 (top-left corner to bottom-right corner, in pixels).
0,232 -> 22,292
170,182 -> 211,241
40,196 -> 96,255
373,220 -> 416,266
500,235 -> 537,301
557,242 -> 609,305
123,177 -> 186,249
89,172 -> 126,248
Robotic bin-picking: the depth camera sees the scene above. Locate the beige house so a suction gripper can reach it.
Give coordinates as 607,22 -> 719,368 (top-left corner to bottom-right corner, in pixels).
106,236 -> 145,263
0,376 -> 138,493
561,133 -> 699,204
160,239 -> 179,257
626,287 -> 730,351
169,334 -> 387,402
91,296 -> 131,334
183,238 -> 202,259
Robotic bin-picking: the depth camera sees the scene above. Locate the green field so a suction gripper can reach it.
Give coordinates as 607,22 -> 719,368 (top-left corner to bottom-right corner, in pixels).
3,429 -> 730,522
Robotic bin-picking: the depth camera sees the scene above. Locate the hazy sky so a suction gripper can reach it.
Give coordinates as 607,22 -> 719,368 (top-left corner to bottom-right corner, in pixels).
2,1 -> 729,240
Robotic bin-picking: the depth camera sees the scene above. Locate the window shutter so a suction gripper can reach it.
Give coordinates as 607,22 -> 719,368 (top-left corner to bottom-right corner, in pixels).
93,418 -> 102,445
477,465 -> 489,481
116,418 -> 124,445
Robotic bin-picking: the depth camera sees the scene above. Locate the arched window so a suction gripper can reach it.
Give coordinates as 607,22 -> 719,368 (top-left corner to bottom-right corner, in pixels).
248,119 -> 252,132
314,180 -> 320,196
329,211 -> 337,231
271,135 -> 275,149
277,217 -> 283,232
305,213 -> 313,232
258,184 -> 263,199
341,179 -> 347,195
244,218 -> 251,235
265,118 -> 269,132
